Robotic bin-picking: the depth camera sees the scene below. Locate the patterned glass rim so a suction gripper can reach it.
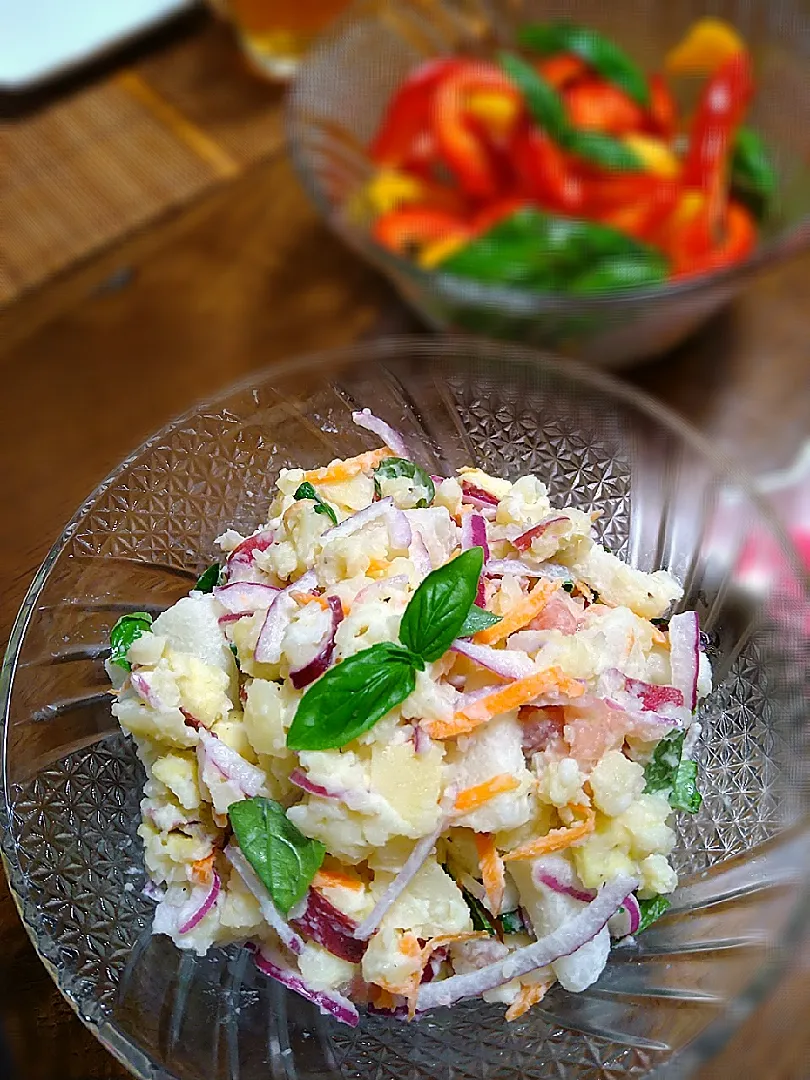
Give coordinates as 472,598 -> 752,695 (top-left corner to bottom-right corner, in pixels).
1,336 -> 809,1079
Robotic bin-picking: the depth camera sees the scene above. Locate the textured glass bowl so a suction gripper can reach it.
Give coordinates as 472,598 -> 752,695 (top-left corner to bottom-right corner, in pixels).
287,0 -> 810,367
2,338 -> 809,1080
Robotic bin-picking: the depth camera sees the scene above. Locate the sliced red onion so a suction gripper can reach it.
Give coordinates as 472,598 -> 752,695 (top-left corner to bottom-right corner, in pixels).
451,638 -> 536,680
226,845 -> 305,956
142,879 -> 166,903
668,611 -> 700,711
289,767 -> 339,800
387,508 -> 413,550
352,408 -> 409,458
322,497 -> 395,543
608,892 -> 641,939
225,530 -> 275,582
291,888 -> 367,963
534,869 -> 596,904
354,575 -> 409,604
214,581 -> 279,614
290,595 -> 344,689
416,875 -> 637,1011
409,531 -> 433,580
218,611 -> 250,626
198,729 -> 264,797
412,724 -> 431,755
624,676 -> 684,712
288,767 -> 383,815
512,516 -> 569,553
178,870 -> 221,934
255,591 -> 298,664
354,813 -> 449,941
461,513 -> 490,562
254,944 -> 359,1027
455,685 -> 497,713
130,670 -> 166,711
430,475 -> 445,485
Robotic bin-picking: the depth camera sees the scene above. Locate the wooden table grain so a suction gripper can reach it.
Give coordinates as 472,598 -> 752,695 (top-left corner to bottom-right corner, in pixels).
1,44 -> 809,1080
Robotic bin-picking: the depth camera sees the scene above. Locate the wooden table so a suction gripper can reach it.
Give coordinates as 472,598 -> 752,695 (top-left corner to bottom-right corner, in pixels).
1,20 -> 808,1080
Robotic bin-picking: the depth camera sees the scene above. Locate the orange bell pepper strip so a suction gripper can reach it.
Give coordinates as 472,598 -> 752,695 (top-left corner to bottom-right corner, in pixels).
432,61 -> 520,200
564,78 -> 646,136
672,200 -> 756,278
372,207 -> 469,255
647,74 -> 678,140
535,53 -> 589,91
682,51 -> 754,243
597,178 -> 680,242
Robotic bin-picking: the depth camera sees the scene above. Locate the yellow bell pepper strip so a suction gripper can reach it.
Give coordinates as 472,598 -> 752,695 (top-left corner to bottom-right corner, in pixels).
621,133 -> 681,179
665,17 -> 745,75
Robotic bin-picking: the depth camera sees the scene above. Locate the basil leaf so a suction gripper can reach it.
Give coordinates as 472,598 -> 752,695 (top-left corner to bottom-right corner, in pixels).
458,605 -> 502,637
460,886 -> 497,936
195,562 -> 221,593
643,731 -> 685,793
637,894 -> 671,933
286,642 -> 418,751
109,611 -> 153,671
228,796 -> 325,915
500,909 -> 526,935
373,457 -> 435,508
294,481 -> 338,526
670,757 -> 702,813
400,547 -> 484,663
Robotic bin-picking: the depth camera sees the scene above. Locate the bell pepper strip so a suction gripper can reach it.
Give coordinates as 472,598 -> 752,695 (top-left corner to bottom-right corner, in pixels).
535,52 -> 588,90
372,207 -> 470,255
665,17 -> 745,75
432,62 -> 520,200
673,200 -> 756,278
564,79 -> 646,136
596,179 -> 679,242
569,252 -> 670,292
682,50 -> 754,242
731,126 -> 777,214
369,57 -> 461,167
512,126 -> 585,213
519,21 -> 650,107
466,88 -> 522,138
621,133 -> 680,179
647,74 -> 678,140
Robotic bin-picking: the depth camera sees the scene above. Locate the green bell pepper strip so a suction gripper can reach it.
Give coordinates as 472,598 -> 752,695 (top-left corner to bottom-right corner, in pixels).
569,252 -> 669,293
498,52 -> 641,172
731,126 -> 776,214
518,21 -> 650,107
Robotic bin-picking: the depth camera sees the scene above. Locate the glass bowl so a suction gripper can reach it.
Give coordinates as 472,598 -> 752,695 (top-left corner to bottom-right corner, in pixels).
1,337 -> 808,1080
286,0 -> 810,368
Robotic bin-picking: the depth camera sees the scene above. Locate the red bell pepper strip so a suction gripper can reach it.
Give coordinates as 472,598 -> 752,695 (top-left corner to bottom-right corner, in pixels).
535,53 -> 588,90
564,78 -> 646,136
511,126 -> 584,213
370,58 -> 461,167
432,62 -> 520,200
682,51 -> 754,241
647,74 -> 677,140
579,172 -> 667,211
469,197 -> 529,235
372,207 -> 469,255
597,178 -> 680,242
673,200 -> 756,277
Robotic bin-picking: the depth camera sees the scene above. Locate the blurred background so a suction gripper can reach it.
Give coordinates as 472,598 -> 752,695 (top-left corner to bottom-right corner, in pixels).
0,2 -> 808,1078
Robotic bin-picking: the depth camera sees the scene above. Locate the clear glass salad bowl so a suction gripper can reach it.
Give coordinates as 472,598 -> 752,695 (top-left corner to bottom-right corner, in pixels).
1,338 -> 808,1080
287,0 -> 810,367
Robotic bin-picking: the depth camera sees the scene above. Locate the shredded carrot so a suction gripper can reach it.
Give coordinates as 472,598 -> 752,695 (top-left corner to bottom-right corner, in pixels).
303,447 -> 393,485
474,579 -> 558,645
505,980 -> 552,1021
410,931 -> 489,1017
426,666 -> 584,740
366,557 -> 391,576
313,866 -> 364,892
190,852 -> 215,885
475,833 -> 505,915
503,806 -> 596,862
454,774 -> 519,815
291,591 -> 329,608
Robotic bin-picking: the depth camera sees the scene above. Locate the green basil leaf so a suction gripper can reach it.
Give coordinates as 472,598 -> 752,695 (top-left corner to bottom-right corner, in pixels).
670,757 -> 702,814
373,457 -> 435,508
109,611 -> 153,671
195,563 -> 221,593
286,642 -> 418,751
400,546 -> 484,663
518,21 -> 650,107
644,731 -> 685,793
294,481 -> 338,526
499,51 -> 569,141
228,796 -> 325,915
500,909 -> 526,935
458,605 -> 502,637
562,129 -> 642,171
637,894 -> 671,933
461,886 -> 497,936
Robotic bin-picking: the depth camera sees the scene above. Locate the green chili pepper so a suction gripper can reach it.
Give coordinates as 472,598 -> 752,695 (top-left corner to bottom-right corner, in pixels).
569,253 -> 669,293
518,21 -> 650,107
498,52 -> 641,172
731,126 -> 776,217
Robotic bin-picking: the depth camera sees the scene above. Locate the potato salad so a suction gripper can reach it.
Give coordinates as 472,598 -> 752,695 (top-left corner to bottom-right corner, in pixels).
108,410 -> 709,1027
